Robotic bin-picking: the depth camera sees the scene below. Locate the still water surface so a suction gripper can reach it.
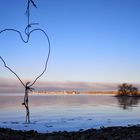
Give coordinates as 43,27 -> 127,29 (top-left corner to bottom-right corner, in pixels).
0,93 -> 140,132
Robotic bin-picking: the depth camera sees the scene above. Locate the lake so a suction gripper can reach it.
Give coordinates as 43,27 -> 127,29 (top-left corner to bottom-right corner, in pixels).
0,93 -> 140,132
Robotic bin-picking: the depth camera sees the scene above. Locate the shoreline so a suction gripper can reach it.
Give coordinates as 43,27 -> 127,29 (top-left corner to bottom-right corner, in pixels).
0,125 -> 140,140
32,91 -> 117,95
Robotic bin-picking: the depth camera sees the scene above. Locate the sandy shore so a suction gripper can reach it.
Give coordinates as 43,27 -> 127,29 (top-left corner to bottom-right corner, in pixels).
0,125 -> 140,140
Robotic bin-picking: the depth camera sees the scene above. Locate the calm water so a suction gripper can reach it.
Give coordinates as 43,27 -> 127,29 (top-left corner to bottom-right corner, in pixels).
0,93 -> 140,132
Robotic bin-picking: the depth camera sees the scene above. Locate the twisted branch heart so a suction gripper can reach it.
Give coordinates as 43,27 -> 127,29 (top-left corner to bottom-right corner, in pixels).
0,27 -> 51,88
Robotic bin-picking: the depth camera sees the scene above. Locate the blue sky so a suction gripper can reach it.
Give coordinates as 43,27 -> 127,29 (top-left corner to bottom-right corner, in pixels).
0,0 -> 140,85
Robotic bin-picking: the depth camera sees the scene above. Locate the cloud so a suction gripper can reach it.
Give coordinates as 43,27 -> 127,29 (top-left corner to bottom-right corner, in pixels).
0,77 -> 140,93
0,77 -> 24,93
33,81 -> 127,92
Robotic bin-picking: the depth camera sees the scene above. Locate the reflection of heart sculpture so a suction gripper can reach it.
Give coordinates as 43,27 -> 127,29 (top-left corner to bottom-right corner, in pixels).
0,28 -> 50,87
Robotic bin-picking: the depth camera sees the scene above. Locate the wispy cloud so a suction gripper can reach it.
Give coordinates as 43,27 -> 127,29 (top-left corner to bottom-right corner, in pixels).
0,77 -> 140,93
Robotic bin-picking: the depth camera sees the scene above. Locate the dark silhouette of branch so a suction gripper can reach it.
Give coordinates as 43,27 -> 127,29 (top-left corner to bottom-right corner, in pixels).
22,82 -> 34,123
26,0 -> 37,35
30,0 -> 37,8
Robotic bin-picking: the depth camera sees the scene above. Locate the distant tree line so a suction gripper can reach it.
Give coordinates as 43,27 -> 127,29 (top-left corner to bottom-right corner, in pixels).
117,83 -> 139,97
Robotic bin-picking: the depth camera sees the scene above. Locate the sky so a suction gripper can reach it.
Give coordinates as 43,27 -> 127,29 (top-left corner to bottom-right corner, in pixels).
0,0 -> 140,92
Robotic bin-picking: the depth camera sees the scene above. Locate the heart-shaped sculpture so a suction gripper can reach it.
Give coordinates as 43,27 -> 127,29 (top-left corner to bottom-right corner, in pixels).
0,28 -> 50,87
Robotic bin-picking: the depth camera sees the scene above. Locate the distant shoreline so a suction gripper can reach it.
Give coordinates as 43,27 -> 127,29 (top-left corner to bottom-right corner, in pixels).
32,91 -> 117,95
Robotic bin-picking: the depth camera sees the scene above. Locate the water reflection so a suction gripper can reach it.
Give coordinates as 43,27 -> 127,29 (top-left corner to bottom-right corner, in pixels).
1,94 -> 140,127
116,96 -> 140,110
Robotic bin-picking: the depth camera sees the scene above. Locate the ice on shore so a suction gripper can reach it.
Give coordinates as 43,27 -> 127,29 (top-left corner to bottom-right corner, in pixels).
0,115 -> 140,133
